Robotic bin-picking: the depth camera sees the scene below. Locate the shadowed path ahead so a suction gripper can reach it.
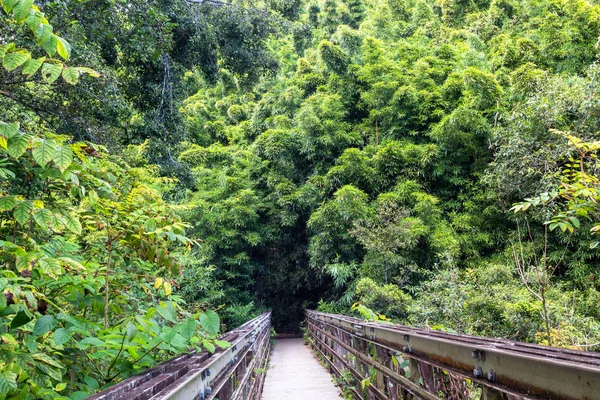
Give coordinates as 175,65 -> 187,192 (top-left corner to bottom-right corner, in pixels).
262,338 -> 341,400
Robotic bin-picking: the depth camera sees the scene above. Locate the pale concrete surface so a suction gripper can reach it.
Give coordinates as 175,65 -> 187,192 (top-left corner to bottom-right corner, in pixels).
262,338 -> 341,400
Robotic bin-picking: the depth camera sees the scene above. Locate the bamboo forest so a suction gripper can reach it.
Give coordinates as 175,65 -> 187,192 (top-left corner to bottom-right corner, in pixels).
2,0 -> 600,398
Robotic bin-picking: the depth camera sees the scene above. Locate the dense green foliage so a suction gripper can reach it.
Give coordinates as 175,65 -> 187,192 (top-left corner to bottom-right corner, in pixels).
3,0 -> 600,397
177,0 -> 600,342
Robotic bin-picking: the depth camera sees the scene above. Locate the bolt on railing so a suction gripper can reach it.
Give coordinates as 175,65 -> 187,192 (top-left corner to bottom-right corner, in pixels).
89,312 -> 271,400
305,310 -> 600,400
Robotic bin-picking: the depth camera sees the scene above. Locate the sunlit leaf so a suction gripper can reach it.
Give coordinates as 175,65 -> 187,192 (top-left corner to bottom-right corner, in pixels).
13,0 -> 33,22
33,208 -> 53,230
32,138 -> 57,167
62,213 -> 82,234
41,62 -> 62,83
62,66 -> 79,84
3,50 -> 30,71
56,37 -> 71,60
202,340 -> 215,353
2,0 -> 18,13
0,196 -> 16,212
21,57 -> 45,76
7,132 -> 32,158
0,121 -> 19,138
53,144 -> 73,171
154,277 -> 163,289
164,281 -> 172,296
13,200 -> 33,224
0,371 -> 17,397
214,339 -> 231,349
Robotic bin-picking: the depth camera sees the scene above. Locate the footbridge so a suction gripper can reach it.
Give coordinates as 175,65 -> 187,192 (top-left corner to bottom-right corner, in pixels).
90,310 -> 600,400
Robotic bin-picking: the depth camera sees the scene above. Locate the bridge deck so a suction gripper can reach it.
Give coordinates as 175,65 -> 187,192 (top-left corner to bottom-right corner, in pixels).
262,338 -> 340,400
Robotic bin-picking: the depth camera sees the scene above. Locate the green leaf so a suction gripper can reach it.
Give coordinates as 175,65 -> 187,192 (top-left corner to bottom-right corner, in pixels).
164,281 -> 172,296
0,371 -> 17,397
160,327 -> 177,343
0,121 -> 19,138
35,23 -> 53,44
0,196 -> 16,212
41,62 -> 62,83
26,9 -> 47,31
202,340 -> 216,353
53,328 -> 70,346
214,339 -> 231,349
76,67 -> 101,78
1,0 -> 18,13
55,382 -> 67,392
13,200 -> 33,225
32,352 -> 64,369
57,257 -> 85,270
3,50 -> 30,71
144,218 -> 158,232
178,319 -> 197,340
77,337 -> 104,349
83,376 -> 99,390
1,333 -> 17,345
53,144 -> 73,171
10,310 -> 32,329
156,302 -> 177,323
62,213 -> 82,234
32,138 -> 57,167
56,37 -> 71,61
7,132 -> 32,158
33,208 -> 53,230
199,310 -> 220,335
13,0 -> 33,22
42,35 -> 58,57
38,257 -> 61,275
61,66 -> 79,84
33,315 -> 57,336
21,57 -> 45,77
71,392 -> 91,400
126,322 -> 137,340
570,216 -> 581,229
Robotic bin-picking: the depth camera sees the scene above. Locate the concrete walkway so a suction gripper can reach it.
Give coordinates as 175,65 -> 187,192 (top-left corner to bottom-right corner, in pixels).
262,338 -> 341,400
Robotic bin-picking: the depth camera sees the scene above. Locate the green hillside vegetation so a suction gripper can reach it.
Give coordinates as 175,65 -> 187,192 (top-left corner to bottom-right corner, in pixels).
2,0 -> 600,397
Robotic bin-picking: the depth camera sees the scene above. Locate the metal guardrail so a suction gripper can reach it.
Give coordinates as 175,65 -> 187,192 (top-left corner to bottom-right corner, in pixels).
89,312 -> 271,400
305,310 -> 600,400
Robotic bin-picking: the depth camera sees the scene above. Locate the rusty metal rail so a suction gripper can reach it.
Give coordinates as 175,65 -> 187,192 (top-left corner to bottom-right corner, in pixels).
305,310 -> 600,400
89,312 -> 271,400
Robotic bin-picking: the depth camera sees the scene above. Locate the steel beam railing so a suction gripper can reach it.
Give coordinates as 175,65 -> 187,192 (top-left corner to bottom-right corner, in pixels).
89,312 -> 271,400
305,310 -> 600,400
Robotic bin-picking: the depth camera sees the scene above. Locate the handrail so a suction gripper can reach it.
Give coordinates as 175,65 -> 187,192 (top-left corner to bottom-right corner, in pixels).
89,312 -> 271,400
305,310 -> 600,400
